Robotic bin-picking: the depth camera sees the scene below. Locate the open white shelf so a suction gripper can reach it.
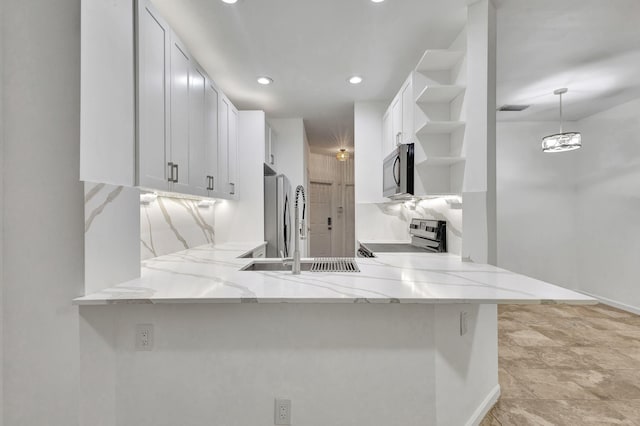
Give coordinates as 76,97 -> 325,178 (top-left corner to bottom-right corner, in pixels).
415,50 -> 464,72
415,121 -> 465,136
415,85 -> 465,104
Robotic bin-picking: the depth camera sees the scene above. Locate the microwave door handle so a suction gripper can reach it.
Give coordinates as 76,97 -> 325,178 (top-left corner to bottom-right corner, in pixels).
393,155 -> 401,186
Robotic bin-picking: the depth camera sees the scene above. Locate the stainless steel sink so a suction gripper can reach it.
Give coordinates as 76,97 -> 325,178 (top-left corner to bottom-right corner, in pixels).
240,261 -> 313,272
241,258 -> 359,273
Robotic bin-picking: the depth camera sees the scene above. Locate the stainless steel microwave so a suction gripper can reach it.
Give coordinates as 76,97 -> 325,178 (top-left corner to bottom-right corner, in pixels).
383,143 -> 414,199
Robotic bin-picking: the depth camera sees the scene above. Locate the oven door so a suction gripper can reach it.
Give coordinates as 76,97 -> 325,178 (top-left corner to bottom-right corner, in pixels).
383,143 -> 414,199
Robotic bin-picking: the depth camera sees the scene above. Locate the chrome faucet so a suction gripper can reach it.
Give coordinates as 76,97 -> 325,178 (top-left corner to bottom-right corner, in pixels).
292,185 -> 306,274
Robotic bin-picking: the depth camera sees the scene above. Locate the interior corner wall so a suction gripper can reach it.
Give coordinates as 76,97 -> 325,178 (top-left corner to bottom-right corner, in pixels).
3,0 -> 82,424
574,98 -> 640,312
0,0 -> 5,420
269,118 -> 308,256
462,0 -> 497,265
496,121 -> 578,289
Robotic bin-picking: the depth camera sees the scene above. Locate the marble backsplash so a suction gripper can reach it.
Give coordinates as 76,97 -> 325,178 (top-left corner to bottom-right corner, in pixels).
355,197 -> 463,255
140,194 -> 215,260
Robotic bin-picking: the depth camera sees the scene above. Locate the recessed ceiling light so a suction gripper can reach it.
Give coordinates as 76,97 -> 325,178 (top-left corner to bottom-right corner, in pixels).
257,76 -> 273,85
221,0 -> 238,4
371,0 -> 385,3
348,76 -> 363,85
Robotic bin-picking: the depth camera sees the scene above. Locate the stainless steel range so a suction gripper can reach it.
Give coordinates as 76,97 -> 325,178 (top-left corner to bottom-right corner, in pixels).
357,219 -> 447,257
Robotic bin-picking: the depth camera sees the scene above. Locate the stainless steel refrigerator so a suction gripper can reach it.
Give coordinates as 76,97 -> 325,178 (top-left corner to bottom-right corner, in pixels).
264,174 -> 292,258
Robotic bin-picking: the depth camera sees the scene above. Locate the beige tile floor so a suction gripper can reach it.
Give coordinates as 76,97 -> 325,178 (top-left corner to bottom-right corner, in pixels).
481,303 -> 640,425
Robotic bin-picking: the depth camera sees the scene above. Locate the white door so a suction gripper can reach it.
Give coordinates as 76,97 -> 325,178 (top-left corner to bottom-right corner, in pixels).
218,96 -> 230,197
228,105 -> 238,197
169,35 -> 190,192
309,182 -> 333,257
188,64 -> 207,196
391,96 -> 402,149
137,0 -> 170,190
382,110 -> 392,157
205,82 -> 219,196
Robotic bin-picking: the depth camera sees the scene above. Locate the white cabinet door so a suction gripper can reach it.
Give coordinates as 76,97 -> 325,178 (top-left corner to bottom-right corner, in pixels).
218,96 -> 230,197
137,0 -> 170,190
205,82 -> 219,196
391,96 -> 402,149
401,79 -> 414,143
228,104 -> 239,198
188,64 -> 207,196
169,36 -> 191,193
382,109 -> 391,158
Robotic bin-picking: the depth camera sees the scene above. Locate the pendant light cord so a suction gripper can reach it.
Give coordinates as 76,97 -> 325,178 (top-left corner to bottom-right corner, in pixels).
559,92 -> 563,134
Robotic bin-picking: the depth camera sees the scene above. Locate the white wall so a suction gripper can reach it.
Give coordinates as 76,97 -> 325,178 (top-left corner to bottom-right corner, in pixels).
270,118 -> 309,256
462,0 -> 497,265
496,122 -> 578,289
496,99 -> 640,312
3,0 -> 82,424
354,102 -> 385,204
79,303 -> 497,426
0,0 -> 4,420
271,118 -> 307,192
574,98 -> 640,311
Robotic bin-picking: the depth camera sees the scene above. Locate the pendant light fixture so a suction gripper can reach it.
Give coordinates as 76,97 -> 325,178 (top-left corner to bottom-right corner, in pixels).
542,88 -> 582,153
336,148 -> 350,161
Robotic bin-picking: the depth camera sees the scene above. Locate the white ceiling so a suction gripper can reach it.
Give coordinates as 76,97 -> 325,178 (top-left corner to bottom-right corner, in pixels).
150,0 -> 640,150
151,0 -> 467,154
496,0 -> 640,122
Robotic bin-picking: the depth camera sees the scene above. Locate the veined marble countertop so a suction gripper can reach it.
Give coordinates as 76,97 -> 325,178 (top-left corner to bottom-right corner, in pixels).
74,242 -> 595,305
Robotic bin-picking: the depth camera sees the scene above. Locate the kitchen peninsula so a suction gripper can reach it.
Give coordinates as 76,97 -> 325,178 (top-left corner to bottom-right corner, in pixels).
76,242 -> 593,426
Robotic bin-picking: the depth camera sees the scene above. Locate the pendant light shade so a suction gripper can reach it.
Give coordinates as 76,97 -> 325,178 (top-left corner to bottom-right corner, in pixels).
336,148 -> 350,161
542,88 -> 582,153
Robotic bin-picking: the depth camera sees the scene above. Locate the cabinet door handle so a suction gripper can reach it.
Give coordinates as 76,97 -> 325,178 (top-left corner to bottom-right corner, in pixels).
211,176 -> 215,191
168,162 -> 174,182
173,164 -> 179,183
230,182 -> 235,195
270,154 -> 275,165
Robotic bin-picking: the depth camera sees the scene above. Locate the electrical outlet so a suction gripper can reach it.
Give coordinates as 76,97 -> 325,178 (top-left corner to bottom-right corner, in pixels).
135,324 -> 154,351
274,398 -> 291,425
460,311 -> 468,336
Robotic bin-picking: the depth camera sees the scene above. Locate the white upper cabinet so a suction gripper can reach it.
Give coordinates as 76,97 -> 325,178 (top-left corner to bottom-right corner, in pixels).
218,96 -> 230,197
169,36 -> 191,193
187,63 -> 208,196
401,78 -> 414,144
205,82 -> 219,196
137,0 -> 171,190
391,96 -> 402,149
80,0 -> 239,199
228,105 -> 239,197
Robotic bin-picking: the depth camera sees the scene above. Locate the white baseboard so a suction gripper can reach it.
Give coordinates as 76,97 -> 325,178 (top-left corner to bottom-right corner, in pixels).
466,384 -> 501,426
575,290 -> 640,315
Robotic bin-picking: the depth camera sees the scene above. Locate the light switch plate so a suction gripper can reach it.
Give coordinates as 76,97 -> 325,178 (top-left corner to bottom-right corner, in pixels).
135,324 -> 154,351
275,398 -> 291,425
